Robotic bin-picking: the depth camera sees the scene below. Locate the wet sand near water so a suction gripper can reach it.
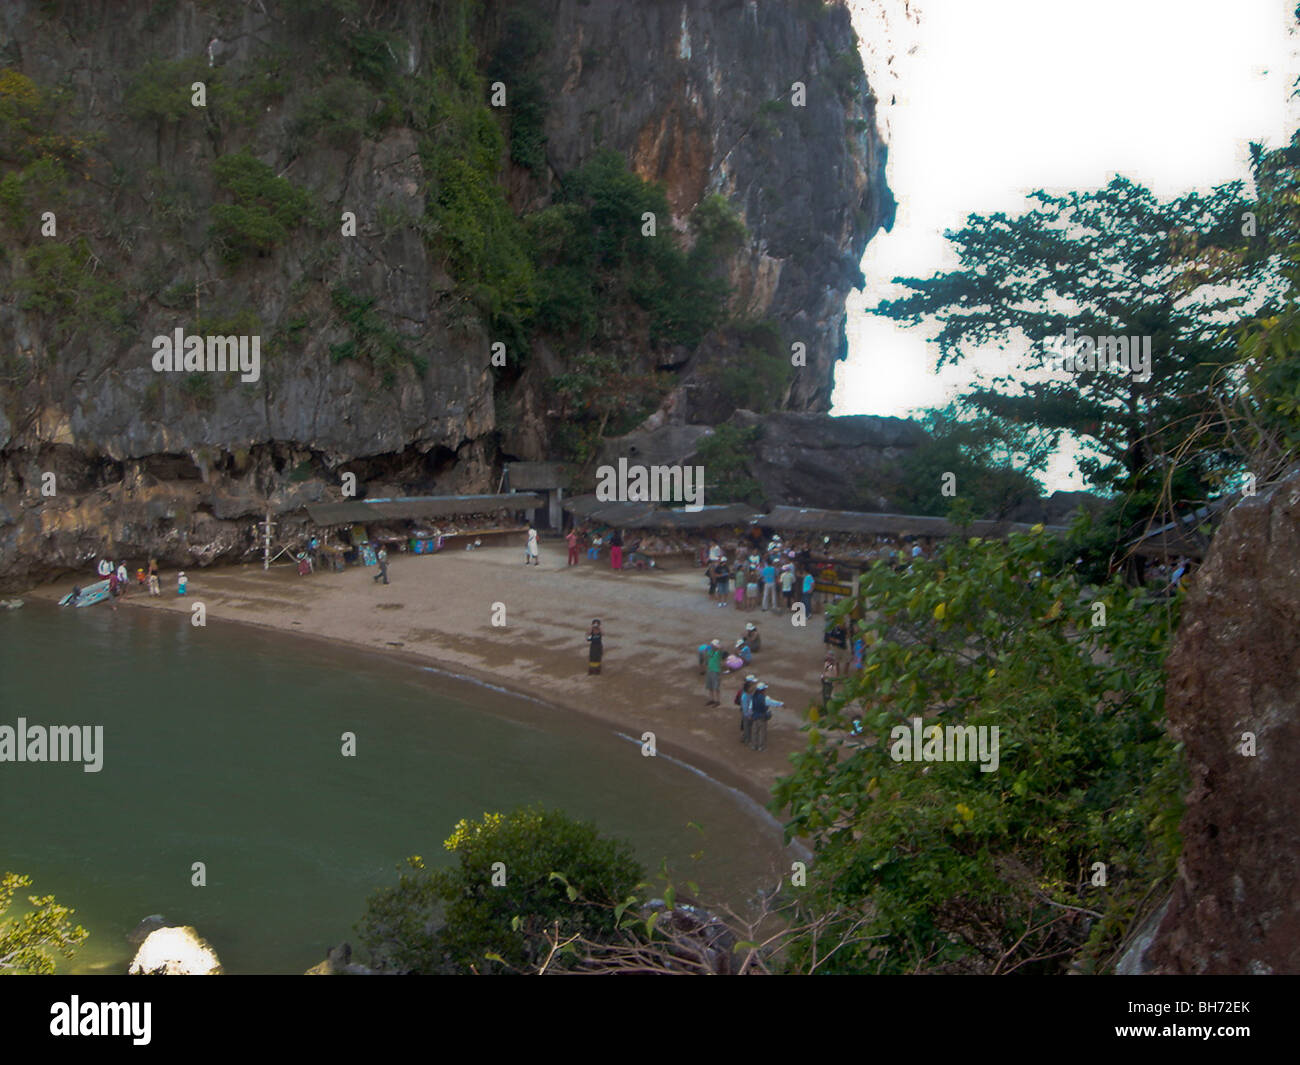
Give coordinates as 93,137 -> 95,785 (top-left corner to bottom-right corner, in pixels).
29,543 -> 830,806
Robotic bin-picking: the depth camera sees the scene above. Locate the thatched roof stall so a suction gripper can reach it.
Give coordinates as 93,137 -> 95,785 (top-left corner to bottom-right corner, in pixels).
1127,498 -> 1229,561
761,505 -> 1066,539
562,496 -> 757,530
304,494 -> 543,527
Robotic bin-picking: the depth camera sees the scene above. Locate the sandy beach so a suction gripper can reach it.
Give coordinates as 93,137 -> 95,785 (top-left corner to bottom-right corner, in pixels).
29,543 -> 831,806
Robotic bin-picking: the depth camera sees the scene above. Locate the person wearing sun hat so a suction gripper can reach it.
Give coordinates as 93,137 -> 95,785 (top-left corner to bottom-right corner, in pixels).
736,674 -> 758,745
748,681 -> 784,752
704,638 -> 724,705
744,621 -> 760,654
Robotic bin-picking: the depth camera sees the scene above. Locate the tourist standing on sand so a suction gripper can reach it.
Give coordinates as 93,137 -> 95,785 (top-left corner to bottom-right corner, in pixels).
609,529 -> 623,570
525,525 -> 540,565
715,557 -> 731,607
821,652 -> 840,709
737,674 -> 756,745
177,571 -> 188,596
748,682 -> 784,752
704,638 -> 723,705
566,527 -> 580,566
760,558 -> 777,611
801,569 -> 814,615
587,620 -> 603,675
373,549 -> 389,584
148,570 -> 160,596
780,564 -> 795,610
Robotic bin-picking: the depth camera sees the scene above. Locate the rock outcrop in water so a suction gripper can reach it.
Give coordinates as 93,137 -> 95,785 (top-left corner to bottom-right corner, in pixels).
0,0 -> 894,590
128,925 -> 223,975
1141,465 -> 1300,975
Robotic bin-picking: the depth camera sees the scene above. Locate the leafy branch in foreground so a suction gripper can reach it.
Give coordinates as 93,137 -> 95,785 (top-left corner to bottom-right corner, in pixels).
771,528 -> 1185,974
0,872 -> 89,974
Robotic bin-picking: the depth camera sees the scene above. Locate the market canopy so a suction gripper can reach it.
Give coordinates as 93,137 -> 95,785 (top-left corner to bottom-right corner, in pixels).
563,495 -> 757,529
304,493 -> 543,526
1126,497 -> 1230,560
761,505 -> 1067,539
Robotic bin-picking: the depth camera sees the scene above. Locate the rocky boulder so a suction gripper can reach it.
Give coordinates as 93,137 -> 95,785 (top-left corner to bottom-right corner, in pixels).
1143,466 -> 1300,974
724,409 -> 926,509
128,925 -> 222,975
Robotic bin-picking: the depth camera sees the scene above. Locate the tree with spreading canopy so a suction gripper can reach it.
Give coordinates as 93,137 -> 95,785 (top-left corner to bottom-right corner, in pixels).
871,176 -> 1280,564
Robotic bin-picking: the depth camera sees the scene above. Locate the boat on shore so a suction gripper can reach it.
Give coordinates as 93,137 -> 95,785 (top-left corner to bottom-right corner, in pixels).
59,579 -> 111,608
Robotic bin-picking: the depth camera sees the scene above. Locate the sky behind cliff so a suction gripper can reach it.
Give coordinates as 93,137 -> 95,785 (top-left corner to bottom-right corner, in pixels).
836,0 -> 1300,492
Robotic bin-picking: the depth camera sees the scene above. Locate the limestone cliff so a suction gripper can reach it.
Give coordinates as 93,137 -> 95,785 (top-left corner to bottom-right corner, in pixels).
1141,466 -> 1300,975
0,0 -> 893,588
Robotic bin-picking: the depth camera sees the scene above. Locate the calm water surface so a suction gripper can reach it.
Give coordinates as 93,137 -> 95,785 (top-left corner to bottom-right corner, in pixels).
0,601 -> 789,973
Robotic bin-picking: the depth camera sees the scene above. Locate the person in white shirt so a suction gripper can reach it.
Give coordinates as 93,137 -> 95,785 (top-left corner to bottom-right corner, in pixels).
525,525 -> 539,565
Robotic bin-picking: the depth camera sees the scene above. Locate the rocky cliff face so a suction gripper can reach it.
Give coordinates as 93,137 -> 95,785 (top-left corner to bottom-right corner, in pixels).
0,0 -> 892,589
1142,466 -> 1300,974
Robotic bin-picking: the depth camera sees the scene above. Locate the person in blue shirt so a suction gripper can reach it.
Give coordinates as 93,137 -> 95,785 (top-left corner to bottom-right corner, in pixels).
734,638 -> 752,665
736,675 -> 756,745
760,560 -> 777,611
801,570 -> 815,615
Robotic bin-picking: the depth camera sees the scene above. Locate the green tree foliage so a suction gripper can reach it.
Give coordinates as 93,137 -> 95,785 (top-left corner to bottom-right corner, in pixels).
701,318 -> 792,414
872,177 -> 1272,550
209,149 -> 314,264
486,6 -> 550,172
874,404 -> 1049,517
538,152 -> 739,350
329,285 -> 427,384
547,351 -> 670,466
0,69 -> 93,236
358,807 -> 643,974
695,423 -> 764,505
772,529 -> 1184,974
1191,132 -> 1300,483
14,240 -> 126,341
0,872 -> 89,974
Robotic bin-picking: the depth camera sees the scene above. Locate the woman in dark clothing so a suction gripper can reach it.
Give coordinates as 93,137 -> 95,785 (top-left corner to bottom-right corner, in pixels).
587,619 -> 603,675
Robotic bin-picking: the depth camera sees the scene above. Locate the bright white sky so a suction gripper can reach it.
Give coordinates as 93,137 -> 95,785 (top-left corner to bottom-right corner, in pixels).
836,0 -> 1300,491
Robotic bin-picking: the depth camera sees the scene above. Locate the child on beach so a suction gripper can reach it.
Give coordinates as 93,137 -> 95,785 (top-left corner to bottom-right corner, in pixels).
148,572 -> 160,596
177,572 -> 188,596
745,570 -> 759,611
587,620 -> 603,675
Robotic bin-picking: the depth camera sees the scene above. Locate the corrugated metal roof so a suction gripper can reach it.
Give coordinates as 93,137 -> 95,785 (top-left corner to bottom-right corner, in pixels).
305,493 -> 543,525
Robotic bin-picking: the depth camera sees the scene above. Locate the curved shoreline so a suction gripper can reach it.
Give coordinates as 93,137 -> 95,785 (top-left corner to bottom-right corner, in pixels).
25,543 -> 824,846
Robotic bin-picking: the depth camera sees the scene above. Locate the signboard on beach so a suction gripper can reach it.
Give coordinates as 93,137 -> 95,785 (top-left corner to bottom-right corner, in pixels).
813,566 -> 857,598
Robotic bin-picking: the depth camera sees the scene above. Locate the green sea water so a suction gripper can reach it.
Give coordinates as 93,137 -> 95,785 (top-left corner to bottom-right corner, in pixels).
0,601 -> 790,974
